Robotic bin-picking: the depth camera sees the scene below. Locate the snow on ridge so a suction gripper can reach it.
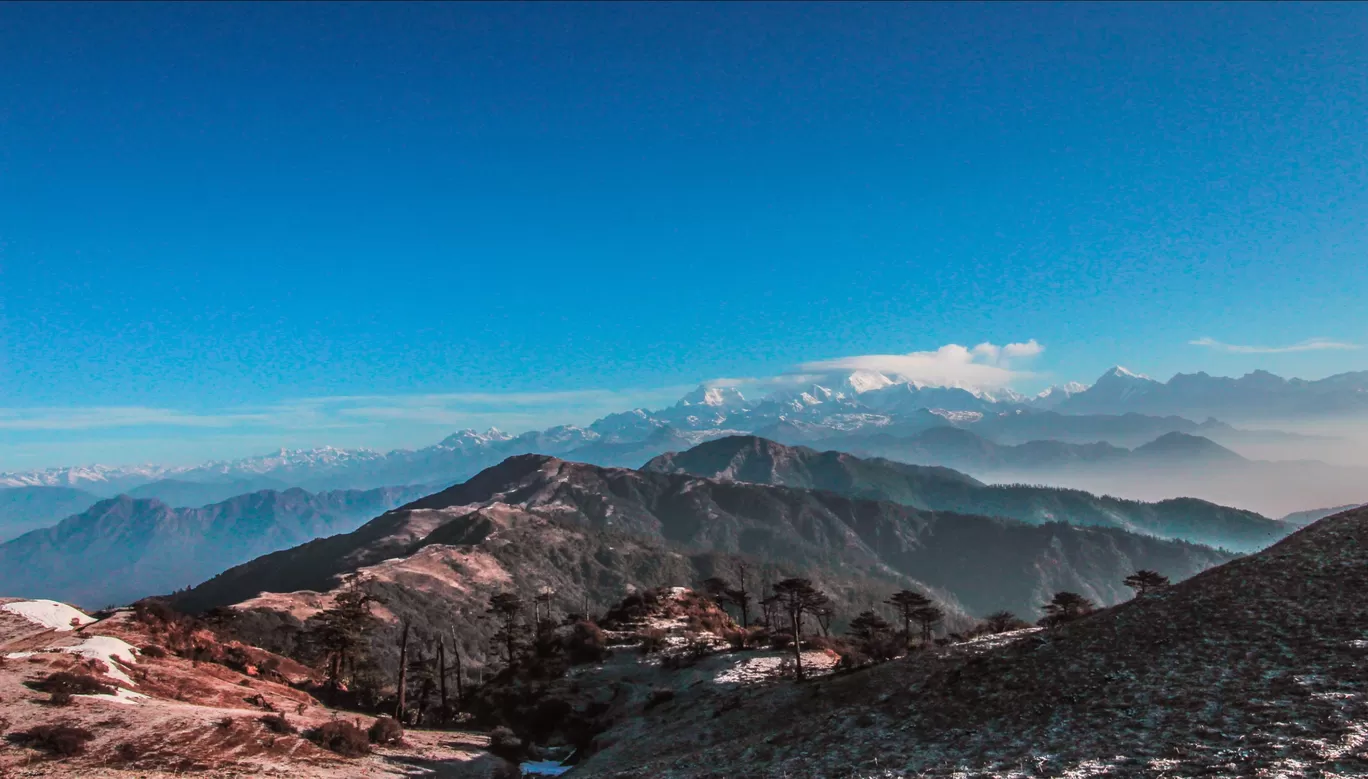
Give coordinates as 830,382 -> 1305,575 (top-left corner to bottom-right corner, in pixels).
1,600 -> 94,631
61,635 -> 140,686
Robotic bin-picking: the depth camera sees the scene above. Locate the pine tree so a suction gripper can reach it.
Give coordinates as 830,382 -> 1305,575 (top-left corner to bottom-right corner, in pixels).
885,590 -> 932,646
1039,591 -> 1097,627
847,610 -> 891,643
982,610 -> 1028,634
771,578 -> 828,681
1123,570 -> 1171,597
303,588 -> 380,697
487,592 -> 527,669
911,604 -> 944,645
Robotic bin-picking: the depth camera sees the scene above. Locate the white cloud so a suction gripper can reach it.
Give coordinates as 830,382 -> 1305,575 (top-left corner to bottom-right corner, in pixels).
797,341 -> 1044,389
1189,337 -> 1360,354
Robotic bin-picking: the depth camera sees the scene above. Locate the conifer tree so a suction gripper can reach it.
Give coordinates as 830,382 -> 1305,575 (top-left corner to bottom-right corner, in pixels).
1123,570 -> 1170,597
885,590 -> 932,646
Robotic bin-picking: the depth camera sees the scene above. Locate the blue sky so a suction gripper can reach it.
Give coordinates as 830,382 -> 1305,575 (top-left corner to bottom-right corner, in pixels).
2,2 -> 1367,468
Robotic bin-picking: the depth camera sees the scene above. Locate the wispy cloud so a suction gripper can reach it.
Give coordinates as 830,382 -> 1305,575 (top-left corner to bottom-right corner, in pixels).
1189,337 -> 1360,354
797,340 -> 1044,388
0,386 -> 695,433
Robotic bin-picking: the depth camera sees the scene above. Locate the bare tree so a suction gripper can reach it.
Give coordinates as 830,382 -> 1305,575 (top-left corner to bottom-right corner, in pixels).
728,561 -> 753,628
394,620 -> 410,721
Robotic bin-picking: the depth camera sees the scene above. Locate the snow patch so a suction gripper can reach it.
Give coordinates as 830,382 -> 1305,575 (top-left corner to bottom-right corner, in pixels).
521,759 -> 574,776
1,600 -> 94,631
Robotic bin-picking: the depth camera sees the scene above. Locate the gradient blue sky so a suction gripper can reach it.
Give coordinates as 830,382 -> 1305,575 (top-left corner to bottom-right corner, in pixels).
3,2 -> 1367,468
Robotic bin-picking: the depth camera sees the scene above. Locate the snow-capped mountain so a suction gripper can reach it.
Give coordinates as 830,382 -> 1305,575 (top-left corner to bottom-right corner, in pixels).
1058,367 -> 1368,419
675,385 -> 747,410
0,464 -> 175,492
10,366 -> 1355,499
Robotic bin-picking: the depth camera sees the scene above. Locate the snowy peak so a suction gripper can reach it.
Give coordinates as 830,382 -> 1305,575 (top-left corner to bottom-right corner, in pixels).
675,385 -> 747,410
1103,365 -> 1152,381
839,370 -> 896,394
439,428 -> 513,449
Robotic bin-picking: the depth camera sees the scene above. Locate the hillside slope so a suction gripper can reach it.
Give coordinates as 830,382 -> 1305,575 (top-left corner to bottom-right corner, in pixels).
645,436 -> 1289,552
173,455 -> 1233,627
576,505 -> 1368,778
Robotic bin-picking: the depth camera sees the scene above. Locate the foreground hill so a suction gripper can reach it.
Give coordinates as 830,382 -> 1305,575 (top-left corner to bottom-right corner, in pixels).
172,456 -> 1232,647
0,598 -> 499,777
0,485 -> 100,542
575,505 -> 1368,778
645,436 -> 1289,552
0,485 -> 428,607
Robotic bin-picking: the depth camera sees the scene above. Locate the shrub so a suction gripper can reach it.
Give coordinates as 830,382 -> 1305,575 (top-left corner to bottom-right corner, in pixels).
27,671 -> 116,697
368,716 -> 404,745
486,725 -> 524,761
563,620 -> 610,664
140,644 -> 168,659
645,688 -> 675,710
115,741 -> 143,762
637,628 -> 667,655
7,723 -> 95,756
306,720 -> 370,757
259,714 -> 295,734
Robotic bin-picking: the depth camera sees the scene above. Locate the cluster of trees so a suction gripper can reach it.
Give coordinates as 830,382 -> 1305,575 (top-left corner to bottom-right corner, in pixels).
211,565 -> 1176,738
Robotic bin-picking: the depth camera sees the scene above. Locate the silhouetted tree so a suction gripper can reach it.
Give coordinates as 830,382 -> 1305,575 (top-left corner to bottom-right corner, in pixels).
911,604 -> 944,645
982,610 -> 1030,634
701,576 -> 731,602
848,610 -> 891,643
303,589 -> 380,696
731,562 -> 753,629
487,592 -> 527,668
812,594 -> 834,637
760,593 -> 780,629
1123,570 -> 1170,597
407,644 -> 438,725
1039,591 -> 1097,627
885,590 -> 932,646
846,610 -> 897,662
771,578 -> 828,681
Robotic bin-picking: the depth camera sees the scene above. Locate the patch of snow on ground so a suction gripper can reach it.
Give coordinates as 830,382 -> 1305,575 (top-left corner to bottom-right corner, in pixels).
82,688 -> 150,705
712,650 -> 838,685
63,635 -> 139,685
521,759 -> 574,776
1,599 -> 94,631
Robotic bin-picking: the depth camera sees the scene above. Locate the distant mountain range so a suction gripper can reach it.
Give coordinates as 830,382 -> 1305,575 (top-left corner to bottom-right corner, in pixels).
814,427 -> 1367,517
645,436 -> 1290,552
0,485 -> 428,607
0,486 -> 100,542
2,367 -> 1354,507
1057,366 -> 1368,419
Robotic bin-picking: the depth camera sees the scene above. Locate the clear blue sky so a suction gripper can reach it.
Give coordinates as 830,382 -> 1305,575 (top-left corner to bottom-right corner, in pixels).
2,2 -> 1367,468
